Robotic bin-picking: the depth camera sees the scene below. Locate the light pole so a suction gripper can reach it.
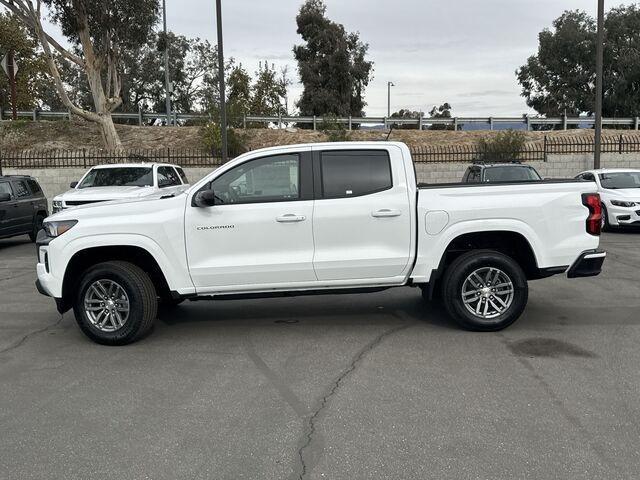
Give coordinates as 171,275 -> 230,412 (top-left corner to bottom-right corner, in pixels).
162,0 -> 172,126
594,0 -> 605,169
387,81 -> 395,118
216,0 -> 228,162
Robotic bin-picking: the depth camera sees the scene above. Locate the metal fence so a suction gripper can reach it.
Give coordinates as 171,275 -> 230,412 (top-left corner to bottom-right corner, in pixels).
0,148 -> 229,170
1,135 -> 640,170
412,135 -> 640,163
3,108 -> 640,131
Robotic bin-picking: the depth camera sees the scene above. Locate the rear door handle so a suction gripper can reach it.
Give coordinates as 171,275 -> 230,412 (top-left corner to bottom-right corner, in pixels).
371,209 -> 401,218
276,214 -> 306,223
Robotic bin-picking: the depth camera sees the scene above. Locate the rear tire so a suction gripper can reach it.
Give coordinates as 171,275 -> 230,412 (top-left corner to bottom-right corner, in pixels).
441,250 -> 528,331
73,261 -> 157,345
29,213 -> 45,242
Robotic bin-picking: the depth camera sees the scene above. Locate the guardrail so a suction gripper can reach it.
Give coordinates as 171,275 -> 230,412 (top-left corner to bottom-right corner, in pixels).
2,135 -> 639,173
3,108 -> 640,131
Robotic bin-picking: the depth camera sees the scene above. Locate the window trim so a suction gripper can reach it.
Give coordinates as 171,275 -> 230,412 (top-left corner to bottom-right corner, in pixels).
194,152 -> 313,207
314,149 -> 394,200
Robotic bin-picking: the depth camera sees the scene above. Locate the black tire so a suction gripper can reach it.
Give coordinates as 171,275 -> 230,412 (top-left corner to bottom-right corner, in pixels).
441,250 -> 528,332
601,204 -> 611,232
29,213 -> 45,242
73,261 -> 157,345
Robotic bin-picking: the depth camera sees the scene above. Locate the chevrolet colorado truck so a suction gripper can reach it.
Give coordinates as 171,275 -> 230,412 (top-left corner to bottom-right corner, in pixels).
35,142 -> 606,345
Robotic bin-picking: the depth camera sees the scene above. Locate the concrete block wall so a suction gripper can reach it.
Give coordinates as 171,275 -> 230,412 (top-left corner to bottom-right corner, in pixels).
4,153 -> 640,206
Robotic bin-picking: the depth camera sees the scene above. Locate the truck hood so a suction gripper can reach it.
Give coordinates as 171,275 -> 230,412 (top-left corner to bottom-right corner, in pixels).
54,186 -> 157,202
47,188 -> 189,221
602,188 -> 640,201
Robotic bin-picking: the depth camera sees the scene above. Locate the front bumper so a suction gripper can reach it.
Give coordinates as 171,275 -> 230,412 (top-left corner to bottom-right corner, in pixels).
567,249 -> 606,278
607,204 -> 640,226
35,229 -> 60,298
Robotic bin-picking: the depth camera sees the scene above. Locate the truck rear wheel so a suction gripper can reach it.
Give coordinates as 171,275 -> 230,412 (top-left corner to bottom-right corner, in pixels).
73,261 -> 158,345
441,250 -> 528,331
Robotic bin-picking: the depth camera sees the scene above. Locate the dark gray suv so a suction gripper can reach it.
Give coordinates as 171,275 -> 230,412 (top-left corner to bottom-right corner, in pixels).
0,175 -> 48,242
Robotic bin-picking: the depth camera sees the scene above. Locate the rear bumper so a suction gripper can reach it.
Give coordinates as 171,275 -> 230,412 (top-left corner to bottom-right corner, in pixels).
567,249 -> 606,278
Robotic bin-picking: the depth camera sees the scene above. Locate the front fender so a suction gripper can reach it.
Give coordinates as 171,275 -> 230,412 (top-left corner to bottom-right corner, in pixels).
48,233 -> 195,297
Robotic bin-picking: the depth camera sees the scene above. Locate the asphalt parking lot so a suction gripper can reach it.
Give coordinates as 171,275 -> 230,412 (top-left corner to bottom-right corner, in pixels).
1,232 -> 639,480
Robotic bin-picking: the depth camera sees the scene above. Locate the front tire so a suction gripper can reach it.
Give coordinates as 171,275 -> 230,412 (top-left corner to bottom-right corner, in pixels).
601,204 -> 612,231
441,250 -> 528,331
73,261 -> 158,345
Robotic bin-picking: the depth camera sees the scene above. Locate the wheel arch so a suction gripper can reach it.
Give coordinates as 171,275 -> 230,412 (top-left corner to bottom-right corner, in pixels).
424,229 -> 542,301
59,245 -> 171,313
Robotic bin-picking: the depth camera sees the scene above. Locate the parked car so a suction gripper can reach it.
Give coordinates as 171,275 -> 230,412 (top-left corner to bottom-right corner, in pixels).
575,168 -> 640,229
52,163 -> 190,213
0,175 -> 48,242
35,142 -> 605,345
462,162 -> 542,183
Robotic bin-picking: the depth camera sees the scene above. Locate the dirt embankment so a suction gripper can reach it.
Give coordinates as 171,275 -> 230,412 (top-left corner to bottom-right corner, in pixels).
1,118 -> 637,151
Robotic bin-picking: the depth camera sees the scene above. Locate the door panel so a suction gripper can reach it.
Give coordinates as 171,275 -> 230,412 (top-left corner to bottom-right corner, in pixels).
11,180 -> 34,233
186,201 -> 315,288
185,151 -> 316,290
0,182 -> 18,236
312,148 -> 413,281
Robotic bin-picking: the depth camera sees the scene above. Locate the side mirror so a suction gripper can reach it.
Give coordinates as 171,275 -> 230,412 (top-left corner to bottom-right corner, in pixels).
0,193 -> 11,202
193,189 -> 216,207
70,181 -> 78,188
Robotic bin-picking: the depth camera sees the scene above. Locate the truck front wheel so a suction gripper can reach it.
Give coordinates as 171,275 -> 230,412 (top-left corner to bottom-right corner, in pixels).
73,261 -> 158,345
441,250 -> 528,331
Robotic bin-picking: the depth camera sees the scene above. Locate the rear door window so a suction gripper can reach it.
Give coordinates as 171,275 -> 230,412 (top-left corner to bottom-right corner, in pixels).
320,150 -> 392,199
12,180 -> 30,198
157,166 -> 182,188
468,168 -> 481,183
174,167 -> 189,184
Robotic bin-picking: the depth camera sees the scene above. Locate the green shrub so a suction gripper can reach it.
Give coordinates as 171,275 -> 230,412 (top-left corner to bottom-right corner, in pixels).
200,122 -> 247,157
319,114 -> 350,142
477,130 -> 527,162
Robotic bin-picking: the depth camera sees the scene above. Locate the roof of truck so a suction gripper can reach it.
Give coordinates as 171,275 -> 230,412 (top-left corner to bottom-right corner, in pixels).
90,162 -> 181,169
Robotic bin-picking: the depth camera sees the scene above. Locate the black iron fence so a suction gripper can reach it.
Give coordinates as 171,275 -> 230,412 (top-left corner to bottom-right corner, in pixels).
1,135 -> 640,170
411,135 -> 640,163
0,148 -> 232,170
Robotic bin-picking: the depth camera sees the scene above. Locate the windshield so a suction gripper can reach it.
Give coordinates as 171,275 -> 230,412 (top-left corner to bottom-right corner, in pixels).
78,167 -> 153,188
483,166 -> 541,182
599,172 -> 640,189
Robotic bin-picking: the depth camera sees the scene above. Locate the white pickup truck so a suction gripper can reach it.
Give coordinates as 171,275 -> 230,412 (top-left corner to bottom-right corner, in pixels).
51,163 -> 190,213
35,142 -> 606,345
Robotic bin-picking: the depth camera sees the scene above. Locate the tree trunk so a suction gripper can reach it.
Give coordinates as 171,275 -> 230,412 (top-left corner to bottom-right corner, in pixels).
97,114 -> 121,150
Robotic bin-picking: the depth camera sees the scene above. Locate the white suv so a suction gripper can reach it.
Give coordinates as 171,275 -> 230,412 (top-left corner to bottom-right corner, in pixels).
576,169 -> 640,229
52,163 -> 189,213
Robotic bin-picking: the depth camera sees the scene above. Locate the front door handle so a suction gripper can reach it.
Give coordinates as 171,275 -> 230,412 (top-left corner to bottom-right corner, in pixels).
276,214 -> 306,223
371,209 -> 401,218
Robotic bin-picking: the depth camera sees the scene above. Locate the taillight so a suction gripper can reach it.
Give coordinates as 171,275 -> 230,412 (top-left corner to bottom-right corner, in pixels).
582,193 -> 602,236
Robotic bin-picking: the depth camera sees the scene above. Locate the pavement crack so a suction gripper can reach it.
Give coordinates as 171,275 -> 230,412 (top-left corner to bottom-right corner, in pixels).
0,314 -> 64,355
0,270 -> 33,283
294,322 -> 412,480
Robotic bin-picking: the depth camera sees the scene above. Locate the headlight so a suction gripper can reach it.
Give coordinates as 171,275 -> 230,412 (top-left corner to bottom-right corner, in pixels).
611,200 -> 637,207
43,220 -> 78,237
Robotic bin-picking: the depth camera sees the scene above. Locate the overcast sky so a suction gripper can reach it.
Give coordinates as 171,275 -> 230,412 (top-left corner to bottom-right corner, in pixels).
45,1 -> 637,116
